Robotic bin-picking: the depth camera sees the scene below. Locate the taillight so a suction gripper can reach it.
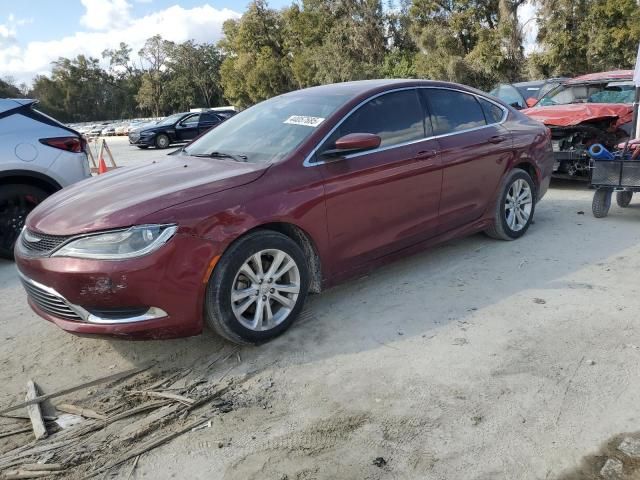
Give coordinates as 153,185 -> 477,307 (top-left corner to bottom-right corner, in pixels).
39,136 -> 84,153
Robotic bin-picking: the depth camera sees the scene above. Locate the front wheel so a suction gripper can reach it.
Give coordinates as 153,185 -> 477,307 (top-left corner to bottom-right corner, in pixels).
205,231 -> 310,345
155,134 -> 170,149
0,185 -> 49,260
616,191 -> 633,208
485,169 -> 536,241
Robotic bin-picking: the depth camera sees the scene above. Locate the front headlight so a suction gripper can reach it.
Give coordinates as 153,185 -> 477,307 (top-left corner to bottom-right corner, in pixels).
52,225 -> 178,260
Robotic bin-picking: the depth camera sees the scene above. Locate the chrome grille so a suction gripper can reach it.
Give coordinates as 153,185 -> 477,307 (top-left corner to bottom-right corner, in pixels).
129,132 -> 140,142
20,230 -> 71,256
20,278 -> 82,321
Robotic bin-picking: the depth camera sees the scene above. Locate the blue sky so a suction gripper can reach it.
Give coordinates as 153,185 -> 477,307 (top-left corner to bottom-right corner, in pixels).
4,1 -> 291,44
0,0 -> 293,84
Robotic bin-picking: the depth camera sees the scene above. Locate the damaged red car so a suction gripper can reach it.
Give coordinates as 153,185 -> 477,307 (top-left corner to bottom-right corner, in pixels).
522,70 -> 634,180
15,80 -> 553,344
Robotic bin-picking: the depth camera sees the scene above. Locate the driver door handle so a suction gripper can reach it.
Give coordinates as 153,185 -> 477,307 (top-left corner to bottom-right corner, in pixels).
416,149 -> 438,160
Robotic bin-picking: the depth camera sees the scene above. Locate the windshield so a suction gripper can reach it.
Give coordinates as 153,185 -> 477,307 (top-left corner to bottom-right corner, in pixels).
538,80 -> 634,106
157,113 -> 185,126
184,92 -> 350,163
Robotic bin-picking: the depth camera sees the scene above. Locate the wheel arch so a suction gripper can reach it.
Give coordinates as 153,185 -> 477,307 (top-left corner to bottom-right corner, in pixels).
223,221 -> 323,294
0,170 -> 62,194
512,161 -> 538,188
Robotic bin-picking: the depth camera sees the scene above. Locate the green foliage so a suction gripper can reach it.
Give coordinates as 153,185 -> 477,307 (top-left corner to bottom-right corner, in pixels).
0,77 -> 22,98
533,0 -> 640,77
12,0 -> 640,122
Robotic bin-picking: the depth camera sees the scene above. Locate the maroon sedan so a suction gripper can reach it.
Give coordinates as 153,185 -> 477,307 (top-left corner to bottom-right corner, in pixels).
15,80 -> 553,344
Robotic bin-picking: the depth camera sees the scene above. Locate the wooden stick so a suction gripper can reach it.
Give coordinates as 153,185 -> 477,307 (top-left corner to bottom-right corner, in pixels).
3,470 -> 64,479
20,464 -> 64,472
84,416 -> 212,478
25,381 -> 47,440
0,363 -> 154,415
55,404 -> 106,421
125,455 -> 139,480
0,427 -> 31,439
130,391 -> 194,405
102,140 -> 117,168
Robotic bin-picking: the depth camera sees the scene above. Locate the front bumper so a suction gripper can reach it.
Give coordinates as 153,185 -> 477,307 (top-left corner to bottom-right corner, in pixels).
15,233 -> 219,339
128,134 -> 155,146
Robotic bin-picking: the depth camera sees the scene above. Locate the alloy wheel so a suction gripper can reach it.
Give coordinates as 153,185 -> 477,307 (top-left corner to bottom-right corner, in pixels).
504,178 -> 533,232
230,249 -> 301,331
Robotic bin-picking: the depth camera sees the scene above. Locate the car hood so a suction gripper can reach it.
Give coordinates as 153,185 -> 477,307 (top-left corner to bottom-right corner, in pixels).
27,155 -> 269,236
522,104 -> 633,127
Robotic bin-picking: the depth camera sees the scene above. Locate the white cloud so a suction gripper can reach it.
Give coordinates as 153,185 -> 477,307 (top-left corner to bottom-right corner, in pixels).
518,1 -> 540,56
0,4 -> 240,84
80,0 -> 133,31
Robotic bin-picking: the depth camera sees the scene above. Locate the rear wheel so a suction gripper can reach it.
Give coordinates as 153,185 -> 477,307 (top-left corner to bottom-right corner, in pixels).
0,185 -> 49,260
205,231 -> 310,345
616,191 -> 633,208
592,188 -> 612,218
155,134 -> 170,149
485,169 -> 536,241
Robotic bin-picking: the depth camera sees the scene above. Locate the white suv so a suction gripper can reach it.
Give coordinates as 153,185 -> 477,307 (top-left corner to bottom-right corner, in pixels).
0,99 -> 90,259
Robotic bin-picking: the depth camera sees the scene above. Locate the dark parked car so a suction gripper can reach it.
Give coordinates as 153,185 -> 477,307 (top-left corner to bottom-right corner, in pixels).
490,79 -> 568,110
128,111 -> 230,149
16,80 -> 553,344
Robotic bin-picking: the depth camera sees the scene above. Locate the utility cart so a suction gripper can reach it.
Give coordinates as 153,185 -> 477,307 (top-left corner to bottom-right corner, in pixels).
590,147 -> 639,218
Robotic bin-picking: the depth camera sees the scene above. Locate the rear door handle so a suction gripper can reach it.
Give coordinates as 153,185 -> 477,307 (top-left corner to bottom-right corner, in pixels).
488,135 -> 507,144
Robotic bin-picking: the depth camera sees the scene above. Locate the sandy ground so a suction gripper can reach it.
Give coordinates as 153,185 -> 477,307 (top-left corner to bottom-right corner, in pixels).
2,150 -> 640,478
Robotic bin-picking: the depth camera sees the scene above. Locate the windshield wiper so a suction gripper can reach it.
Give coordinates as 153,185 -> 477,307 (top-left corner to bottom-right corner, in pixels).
190,151 -> 248,162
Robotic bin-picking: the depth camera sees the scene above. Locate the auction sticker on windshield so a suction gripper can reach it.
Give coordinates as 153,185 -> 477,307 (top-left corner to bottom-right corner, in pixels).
284,116 -> 325,127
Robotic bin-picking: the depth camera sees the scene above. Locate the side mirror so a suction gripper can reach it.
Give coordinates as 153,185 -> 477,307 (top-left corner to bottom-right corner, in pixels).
526,97 -> 538,108
322,133 -> 381,157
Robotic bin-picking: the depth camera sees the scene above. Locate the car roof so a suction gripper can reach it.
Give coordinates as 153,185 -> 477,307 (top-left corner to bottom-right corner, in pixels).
568,70 -> 634,84
280,79 -> 489,104
0,98 -> 36,115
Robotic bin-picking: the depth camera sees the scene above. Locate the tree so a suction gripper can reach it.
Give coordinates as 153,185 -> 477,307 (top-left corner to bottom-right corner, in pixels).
137,35 -> 173,117
584,0 -> 640,72
164,41 -> 224,110
532,0 -> 591,76
0,77 -> 22,98
219,0 -> 293,107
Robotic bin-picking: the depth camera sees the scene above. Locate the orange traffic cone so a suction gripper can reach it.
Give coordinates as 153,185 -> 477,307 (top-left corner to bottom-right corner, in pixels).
98,156 -> 108,174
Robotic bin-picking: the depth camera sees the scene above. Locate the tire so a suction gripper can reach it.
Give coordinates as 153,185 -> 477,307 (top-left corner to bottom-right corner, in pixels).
485,169 -> 536,241
155,134 -> 170,149
205,230 -> 310,345
0,184 -> 49,260
616,191 -> 633,208
137,145 -> 149,150
592,188 -> 612,218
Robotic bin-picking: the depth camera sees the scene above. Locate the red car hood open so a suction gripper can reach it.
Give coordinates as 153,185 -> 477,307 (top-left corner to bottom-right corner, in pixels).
28,155 -> 268,236
522,104 -> 633,127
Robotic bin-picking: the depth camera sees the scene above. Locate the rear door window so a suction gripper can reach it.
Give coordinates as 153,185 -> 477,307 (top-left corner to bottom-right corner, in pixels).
181,114 -> 200,128
423,89 -> 487,135
199,113 -> 221,127
327,89 -> 425,149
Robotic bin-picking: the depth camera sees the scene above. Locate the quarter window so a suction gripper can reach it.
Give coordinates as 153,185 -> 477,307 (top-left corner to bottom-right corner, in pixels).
328,89 -> 425,149
478,98 -> 504,124
425,90 -> 487,135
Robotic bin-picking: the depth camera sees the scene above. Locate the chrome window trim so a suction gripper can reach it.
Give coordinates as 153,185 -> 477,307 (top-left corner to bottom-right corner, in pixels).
303,86 -> 508,167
